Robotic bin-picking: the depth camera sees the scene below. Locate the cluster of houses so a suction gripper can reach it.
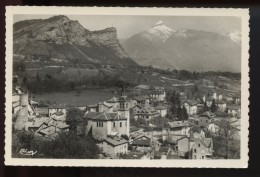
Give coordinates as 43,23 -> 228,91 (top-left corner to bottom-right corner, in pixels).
12,83 -> 241,159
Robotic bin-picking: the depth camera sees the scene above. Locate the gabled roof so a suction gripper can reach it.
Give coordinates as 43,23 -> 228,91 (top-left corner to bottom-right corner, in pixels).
132,139 -> 151,146
130,126 -> 140,133
189,125 -> 202,134
215,100 -> 226,104
154,104 -> 168,110
27,120 -> 48,128
38,125 -> 58,136
133,95 -> 149,102
166,121 -> 191,128
183,100 -> 198,106
85,112 -> 127,121
103,136 -> 128,147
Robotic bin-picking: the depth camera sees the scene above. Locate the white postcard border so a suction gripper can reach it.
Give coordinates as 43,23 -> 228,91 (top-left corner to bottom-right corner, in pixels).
5,6 -> 250,168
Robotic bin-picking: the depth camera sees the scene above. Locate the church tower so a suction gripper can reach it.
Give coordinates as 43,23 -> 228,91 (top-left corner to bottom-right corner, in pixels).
118,96 -> 130,136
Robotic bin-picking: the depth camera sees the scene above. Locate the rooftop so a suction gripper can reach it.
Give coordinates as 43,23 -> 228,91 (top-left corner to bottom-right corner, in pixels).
103,136 -> 128,147
85,112 -> 127,121
132,139 -> 151,146
166,121 -> 191,128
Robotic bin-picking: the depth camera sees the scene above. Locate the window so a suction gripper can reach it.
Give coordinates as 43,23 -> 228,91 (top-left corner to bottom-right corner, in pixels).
113,122 -> 116,127
194,149 -> 197,153
198,143 -> 200,147
97,122 -> 103,127
120,122 -> 122,127
202,156 -> 204,159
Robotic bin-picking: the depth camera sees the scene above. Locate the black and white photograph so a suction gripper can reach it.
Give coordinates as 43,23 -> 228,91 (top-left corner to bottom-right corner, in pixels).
5,7 -> 249,167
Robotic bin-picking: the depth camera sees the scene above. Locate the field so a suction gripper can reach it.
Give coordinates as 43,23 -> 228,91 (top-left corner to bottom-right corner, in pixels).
32,89 -> 119,106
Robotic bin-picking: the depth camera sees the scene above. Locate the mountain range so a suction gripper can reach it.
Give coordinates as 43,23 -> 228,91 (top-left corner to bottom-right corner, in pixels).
122,21 -> 241,72
13,16 -> 241,72
13,15 -> 137,66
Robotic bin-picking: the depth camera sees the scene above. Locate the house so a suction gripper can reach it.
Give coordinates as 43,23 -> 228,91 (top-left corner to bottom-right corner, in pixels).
215,100 -> 227,112
189,125 -> 206,139
176,136 -> 190,158
85,112 -> 129,140
51,111 -> 66,121
134,106 -> 160,120
26,119 -> 49,132
131,95 -> 150,107
34,105 -> 49,117
202,79 -> 214,87
164,121 -> 191,138
207,121 -> 220,135
131,136 -> 151,152
20,94 -> 29,107
150,88 -> 166,102
12,101 -> 21,114
208,90 -> 217,100
182,100 -> 198,115
98,136 -> 128,156
227,104 -> 241,116
205,97 -> 214,107
154,104 -> 168,117
233,95 -> 241,104
197,115 -> 211,127
224,93 -> 235,102
37,125 -> 60,139
86,102 -> 113,113
190,138 -> 213,159
48,104 -> 67,117
154,147 -> 171,159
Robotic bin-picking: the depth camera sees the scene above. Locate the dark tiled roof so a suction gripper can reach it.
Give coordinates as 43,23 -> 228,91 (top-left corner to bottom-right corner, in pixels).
166,121 -> 191,128
133,95 -> 149,102
216,100 -> 226,104
103,136 -> 128,147
132,139 -> 151,146
183,100 -> 198,106
154,104 -> 167,110
85,112 -> 127,121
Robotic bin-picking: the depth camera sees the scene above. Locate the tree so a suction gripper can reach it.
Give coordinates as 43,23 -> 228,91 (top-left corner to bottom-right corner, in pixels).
212,119 -> 239,159
41,132 -> 99,159
66,108 -> 85,133
181,107 -> 189,120
210,99 -> 218,113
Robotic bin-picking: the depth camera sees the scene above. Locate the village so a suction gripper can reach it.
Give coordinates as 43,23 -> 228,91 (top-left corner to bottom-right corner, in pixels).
12,77 -> 241,159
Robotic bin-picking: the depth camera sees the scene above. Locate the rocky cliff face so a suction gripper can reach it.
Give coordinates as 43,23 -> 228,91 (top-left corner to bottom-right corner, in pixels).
13,15 -> 135,66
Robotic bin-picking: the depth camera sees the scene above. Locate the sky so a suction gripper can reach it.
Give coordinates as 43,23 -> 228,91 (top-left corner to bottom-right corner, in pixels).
14,15 -> 241,39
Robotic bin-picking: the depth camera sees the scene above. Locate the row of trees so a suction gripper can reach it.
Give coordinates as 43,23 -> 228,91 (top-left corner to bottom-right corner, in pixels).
25,69 -> 131,94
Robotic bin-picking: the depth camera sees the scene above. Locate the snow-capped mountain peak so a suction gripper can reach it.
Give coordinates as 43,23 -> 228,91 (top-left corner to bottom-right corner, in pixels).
145,21 -> 174,42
